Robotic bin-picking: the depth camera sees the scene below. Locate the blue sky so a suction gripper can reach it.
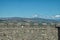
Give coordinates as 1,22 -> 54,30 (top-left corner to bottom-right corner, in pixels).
0,0 -> 60,18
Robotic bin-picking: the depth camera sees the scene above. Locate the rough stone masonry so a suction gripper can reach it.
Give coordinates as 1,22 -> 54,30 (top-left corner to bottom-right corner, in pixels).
0,22 -> 58,40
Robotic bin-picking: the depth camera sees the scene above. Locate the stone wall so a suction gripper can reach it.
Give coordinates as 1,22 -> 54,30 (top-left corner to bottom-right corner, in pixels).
0,22 -> 58,40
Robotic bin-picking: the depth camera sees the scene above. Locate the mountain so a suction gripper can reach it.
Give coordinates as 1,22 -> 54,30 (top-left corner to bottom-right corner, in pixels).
0,17 -> 59,23
54,18 -> 60,22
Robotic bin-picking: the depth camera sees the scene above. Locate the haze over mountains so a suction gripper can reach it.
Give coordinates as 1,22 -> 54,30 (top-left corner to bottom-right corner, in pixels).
0,17 -> 60,23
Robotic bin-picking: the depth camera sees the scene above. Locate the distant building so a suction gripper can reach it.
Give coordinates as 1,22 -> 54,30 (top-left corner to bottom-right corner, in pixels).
42,23 -> 47,26
33,23 -> 39,26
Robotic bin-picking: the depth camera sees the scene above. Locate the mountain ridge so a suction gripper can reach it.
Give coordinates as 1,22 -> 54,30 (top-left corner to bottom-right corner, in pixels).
0,17 -> 59,23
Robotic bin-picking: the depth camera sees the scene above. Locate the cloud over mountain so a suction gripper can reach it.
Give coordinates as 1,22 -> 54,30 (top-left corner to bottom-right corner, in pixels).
55,15 -> 60,18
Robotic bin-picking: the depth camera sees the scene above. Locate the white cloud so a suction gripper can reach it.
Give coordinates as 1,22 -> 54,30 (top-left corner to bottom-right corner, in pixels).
51,15 -> 60,19
33,14 -> 38,18
55,15 -> 60,18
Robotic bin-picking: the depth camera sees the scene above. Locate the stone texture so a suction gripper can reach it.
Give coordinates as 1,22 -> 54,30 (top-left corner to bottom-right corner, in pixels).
0,22 -> 58,40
